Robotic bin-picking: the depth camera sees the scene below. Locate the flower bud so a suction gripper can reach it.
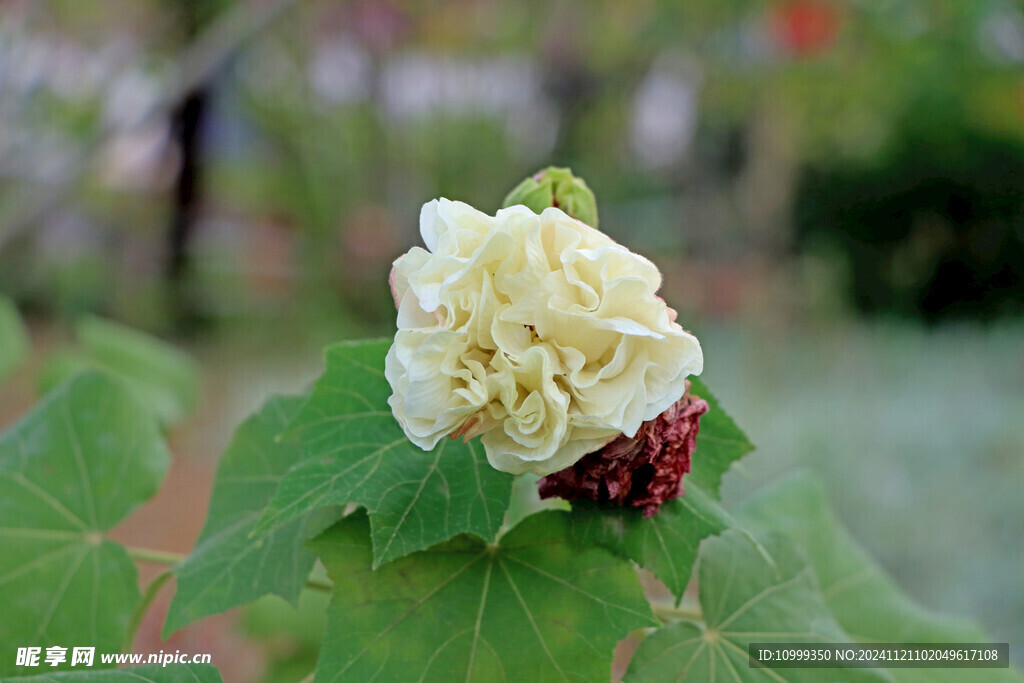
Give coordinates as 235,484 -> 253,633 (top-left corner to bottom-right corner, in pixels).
502,166 -> 599,228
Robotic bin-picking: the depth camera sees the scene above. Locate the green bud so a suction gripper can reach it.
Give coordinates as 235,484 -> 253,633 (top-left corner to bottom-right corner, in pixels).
502,166 -> 599,228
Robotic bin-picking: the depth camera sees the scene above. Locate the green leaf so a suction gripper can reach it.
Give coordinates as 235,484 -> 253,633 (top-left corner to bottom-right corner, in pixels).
254,339 -> 514,567
1,663 -> 222,682
571,483 -> 731,602
39,316 -> 200,426
37,350 -> 94,396
0,373 -> 170,676
240,586 -> 330,683
165,395 -> 339,636
0,296 -> 29,383
311,510 -> 657,682
569,378 -> 751,604
625,531 -> 888,682
738,473 -> 1024,683
687,377 -> 754,498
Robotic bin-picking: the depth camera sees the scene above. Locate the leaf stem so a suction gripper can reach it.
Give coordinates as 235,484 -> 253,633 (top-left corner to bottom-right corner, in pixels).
651,602 -> 703,623
123,570 -> 174,653
127,546 -> 188,565
124,544 -> 336,593
304,575 -> 334,593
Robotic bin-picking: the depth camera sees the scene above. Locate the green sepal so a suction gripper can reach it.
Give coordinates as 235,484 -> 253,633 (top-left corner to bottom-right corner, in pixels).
502,166 -> 599,228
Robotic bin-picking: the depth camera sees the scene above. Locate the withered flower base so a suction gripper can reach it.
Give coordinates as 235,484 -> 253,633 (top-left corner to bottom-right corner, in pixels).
538,380 -> 709,517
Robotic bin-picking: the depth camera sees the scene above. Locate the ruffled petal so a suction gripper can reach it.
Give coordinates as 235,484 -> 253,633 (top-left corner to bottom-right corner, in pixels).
386,198 -> 704,476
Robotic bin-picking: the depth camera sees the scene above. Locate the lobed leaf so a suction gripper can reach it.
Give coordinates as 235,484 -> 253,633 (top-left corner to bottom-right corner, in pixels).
569,377 -> 752,603
625,530 -> 888,682
164,395 -> 340,636
686,377 -> 754,498
255,339 -> 514,567
311,510 -> 658,682
737,472 -> 1024,683
571,483 -> 731,602
39,316 -> 200,426
0,373 -> 170,676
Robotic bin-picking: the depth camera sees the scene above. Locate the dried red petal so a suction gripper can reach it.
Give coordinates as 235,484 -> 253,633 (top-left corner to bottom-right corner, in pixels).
537,381 -> 709,517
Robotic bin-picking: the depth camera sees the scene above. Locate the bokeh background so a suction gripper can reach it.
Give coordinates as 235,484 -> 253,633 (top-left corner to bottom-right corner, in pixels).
1,0 -> 1022,679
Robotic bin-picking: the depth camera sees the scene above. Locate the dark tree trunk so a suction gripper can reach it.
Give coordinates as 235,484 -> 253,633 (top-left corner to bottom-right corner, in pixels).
166,84 -> 210,331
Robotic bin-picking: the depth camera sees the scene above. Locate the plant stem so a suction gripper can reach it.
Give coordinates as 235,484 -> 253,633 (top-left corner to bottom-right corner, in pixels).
123,570 -> 174,653
304,575 -> 334,593
128,546 -> 188,565
651,602 -> 703,623
125,544 -> 335,593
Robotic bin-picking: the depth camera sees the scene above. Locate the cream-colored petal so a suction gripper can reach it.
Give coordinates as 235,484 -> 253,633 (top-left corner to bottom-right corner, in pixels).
387,199 -> 704,475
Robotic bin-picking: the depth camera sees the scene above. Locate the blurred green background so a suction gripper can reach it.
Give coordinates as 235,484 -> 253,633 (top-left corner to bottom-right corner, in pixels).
0,0 -> 1022,679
